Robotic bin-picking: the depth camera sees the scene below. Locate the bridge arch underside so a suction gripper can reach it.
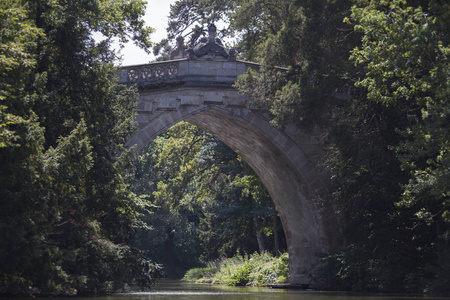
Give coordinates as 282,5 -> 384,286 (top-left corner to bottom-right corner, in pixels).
127,104 -> 339,285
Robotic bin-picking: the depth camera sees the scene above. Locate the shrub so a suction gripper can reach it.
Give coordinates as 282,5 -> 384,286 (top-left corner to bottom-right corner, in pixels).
182,268 -> 211,282
249,253 -> 289,286
183,252 -> 289,287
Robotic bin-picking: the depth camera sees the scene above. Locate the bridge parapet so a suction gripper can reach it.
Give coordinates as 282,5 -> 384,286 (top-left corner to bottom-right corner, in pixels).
122,60 -> 180,84
119,23 -> 264,88
120,59 -> 259,89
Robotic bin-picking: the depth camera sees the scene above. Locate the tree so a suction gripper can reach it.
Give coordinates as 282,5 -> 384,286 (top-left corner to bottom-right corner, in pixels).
232,0 -> 358,129
349,0 -> 449,293
0,1 -> 42,148
351,0 -> 449,229
0,0 -> 157,295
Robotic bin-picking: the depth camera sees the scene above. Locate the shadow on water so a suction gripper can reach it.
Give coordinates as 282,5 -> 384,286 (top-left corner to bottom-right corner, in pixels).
101,280 -> 450,300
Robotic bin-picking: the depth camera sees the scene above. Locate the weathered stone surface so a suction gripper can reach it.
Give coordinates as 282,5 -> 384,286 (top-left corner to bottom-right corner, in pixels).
122,57 -> 340,286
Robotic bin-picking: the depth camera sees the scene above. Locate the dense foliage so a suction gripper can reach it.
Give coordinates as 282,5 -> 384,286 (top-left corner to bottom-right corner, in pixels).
130,122 -> 286,278
0,0 -> 158,296
161,0 -> 449,295
326,0 -> 449,293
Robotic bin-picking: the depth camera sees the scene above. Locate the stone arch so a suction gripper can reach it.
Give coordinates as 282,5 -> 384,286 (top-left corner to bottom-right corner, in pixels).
126,104 -> 339,285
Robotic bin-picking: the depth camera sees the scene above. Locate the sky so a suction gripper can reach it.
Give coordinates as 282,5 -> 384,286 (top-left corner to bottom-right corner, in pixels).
116,0 -> 178,66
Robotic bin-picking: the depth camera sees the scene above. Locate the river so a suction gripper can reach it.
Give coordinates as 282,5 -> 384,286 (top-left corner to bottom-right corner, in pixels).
95,281 -> 447,300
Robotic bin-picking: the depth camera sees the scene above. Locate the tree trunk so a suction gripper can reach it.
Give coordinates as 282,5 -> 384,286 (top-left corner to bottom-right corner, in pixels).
163,227 -> 177,278
253,216 -> 266,253
273,205 -> 280,256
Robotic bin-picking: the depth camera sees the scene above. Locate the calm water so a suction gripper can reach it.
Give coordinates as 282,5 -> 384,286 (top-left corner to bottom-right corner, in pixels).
97,281 -> 449,300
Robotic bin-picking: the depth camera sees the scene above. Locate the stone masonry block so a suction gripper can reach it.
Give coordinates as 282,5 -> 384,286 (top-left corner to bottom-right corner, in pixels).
178,95 -> 201,106
155,98 -> 177,110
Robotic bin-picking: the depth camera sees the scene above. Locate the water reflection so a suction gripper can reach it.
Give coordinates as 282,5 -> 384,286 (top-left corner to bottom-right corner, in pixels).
103,281 -> 448,300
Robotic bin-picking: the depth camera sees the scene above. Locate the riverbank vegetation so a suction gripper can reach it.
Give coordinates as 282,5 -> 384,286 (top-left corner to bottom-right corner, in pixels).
183,252 -> 289,287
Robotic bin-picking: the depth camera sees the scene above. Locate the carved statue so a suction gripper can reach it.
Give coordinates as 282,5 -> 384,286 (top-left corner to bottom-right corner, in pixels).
170,24 -> 235,61
169,35 -> 187,60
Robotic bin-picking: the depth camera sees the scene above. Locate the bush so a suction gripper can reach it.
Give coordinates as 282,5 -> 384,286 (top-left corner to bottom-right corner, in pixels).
183,268 -> 211,282
210,255 -> 246,286
183,252 -> 289,286
250,252 -> 289,286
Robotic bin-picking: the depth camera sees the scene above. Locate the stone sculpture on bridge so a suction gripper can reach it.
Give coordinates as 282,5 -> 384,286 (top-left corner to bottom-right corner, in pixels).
169,24 -> 235,61
169,35 -> 187,60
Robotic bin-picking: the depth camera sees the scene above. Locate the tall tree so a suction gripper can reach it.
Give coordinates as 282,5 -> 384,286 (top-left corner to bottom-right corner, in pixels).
0,1 -> 42,148
347,0 -> 449,293
0,0 -> 157,295
351,0 -> 449,231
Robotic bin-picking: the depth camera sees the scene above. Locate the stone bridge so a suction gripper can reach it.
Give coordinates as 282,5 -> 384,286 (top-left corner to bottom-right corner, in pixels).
120,25 -> 340,286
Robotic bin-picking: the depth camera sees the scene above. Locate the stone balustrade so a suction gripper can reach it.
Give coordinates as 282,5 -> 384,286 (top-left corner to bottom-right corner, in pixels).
121,61 -> 180,84
120,59 -> 262,88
